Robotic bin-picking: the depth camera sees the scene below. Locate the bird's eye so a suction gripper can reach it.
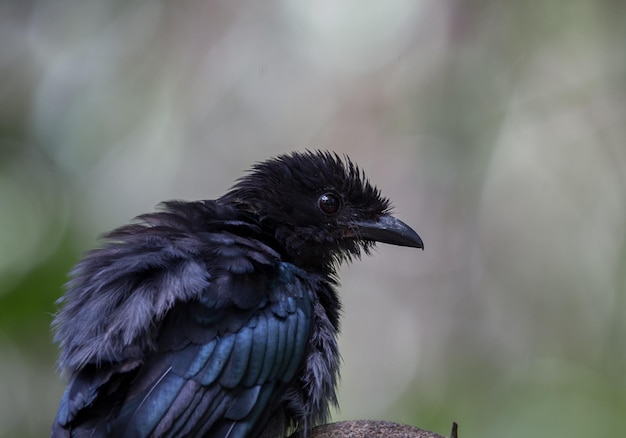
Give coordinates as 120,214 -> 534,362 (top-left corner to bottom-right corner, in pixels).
318,193 -> 340,215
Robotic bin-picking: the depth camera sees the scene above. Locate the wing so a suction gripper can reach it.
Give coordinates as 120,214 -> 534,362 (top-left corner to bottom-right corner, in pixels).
51,202 -> 314,437
110,282 -> 311,437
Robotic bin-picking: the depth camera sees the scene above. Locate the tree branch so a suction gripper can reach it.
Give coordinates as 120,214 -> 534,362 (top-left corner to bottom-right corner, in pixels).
289,420 -> 459,438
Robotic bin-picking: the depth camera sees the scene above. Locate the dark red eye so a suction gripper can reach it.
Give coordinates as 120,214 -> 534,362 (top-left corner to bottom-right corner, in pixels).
318,193 -> 340,215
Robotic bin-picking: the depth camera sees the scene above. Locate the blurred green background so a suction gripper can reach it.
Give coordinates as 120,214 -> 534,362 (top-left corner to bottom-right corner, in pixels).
1,1 -> 625,437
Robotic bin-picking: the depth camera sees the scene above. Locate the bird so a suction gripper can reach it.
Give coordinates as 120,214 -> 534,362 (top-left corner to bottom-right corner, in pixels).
51,150 -> 423,438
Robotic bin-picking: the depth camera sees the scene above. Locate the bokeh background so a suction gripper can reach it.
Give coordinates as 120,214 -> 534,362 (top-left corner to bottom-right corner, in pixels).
1,1 -> 625,437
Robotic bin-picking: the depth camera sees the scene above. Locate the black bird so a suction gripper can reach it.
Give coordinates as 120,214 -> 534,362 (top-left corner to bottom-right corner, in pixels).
51,150 -> 423,437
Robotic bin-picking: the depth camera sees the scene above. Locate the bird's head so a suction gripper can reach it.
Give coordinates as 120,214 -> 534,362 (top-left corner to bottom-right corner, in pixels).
221,150 -> 423,270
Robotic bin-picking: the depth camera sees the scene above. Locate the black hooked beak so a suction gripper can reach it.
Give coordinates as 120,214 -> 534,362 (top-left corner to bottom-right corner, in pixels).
346,215 -> 424,249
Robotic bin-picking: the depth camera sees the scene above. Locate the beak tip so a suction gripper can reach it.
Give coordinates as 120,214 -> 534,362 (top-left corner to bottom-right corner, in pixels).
410,236 -> 425,250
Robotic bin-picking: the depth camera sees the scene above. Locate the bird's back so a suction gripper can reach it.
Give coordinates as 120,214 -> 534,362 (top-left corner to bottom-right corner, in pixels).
51,201 -> 339,437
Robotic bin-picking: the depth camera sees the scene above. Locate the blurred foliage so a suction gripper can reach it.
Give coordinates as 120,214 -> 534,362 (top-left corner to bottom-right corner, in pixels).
1,1 -> 625,437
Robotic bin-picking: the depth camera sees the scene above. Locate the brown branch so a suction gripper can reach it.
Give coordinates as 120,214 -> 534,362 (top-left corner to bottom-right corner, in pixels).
289,420 -> 459,438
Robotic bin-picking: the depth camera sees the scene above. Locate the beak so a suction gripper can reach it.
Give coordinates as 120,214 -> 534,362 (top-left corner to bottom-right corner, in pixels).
346,215 -> 424,249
